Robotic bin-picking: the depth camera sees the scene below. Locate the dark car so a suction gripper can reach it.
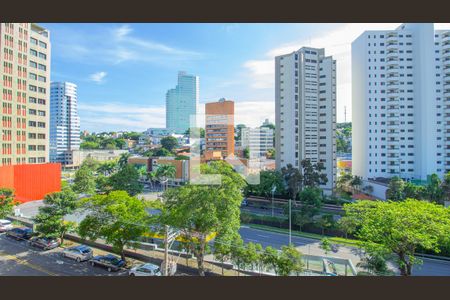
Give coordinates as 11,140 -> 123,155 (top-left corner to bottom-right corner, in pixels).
28,237 -> 60,250
5,227 -> 34,240
89,254 -> 125,272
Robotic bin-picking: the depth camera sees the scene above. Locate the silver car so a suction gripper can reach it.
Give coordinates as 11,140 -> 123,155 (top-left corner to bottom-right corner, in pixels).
62,245 -> 94,262
129,263 -> 162,276
0,219 -> 13,232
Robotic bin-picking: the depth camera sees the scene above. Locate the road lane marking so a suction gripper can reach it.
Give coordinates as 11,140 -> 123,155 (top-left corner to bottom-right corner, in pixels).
0,251 -> 58,276
256,234 -> 270,238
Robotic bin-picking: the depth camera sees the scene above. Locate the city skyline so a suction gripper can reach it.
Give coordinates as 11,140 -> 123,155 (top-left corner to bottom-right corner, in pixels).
42,23 -> 450,132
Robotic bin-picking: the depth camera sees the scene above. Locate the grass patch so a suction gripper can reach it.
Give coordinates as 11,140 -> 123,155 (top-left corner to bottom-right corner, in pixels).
245,224 -> 361,247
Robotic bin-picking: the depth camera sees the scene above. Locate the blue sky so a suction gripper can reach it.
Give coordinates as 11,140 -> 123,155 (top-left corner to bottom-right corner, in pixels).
42,22 -> 450,132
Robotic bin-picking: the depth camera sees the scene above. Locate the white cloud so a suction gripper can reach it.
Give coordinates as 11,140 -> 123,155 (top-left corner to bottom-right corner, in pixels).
89,71 -> 107,84
79,102 -> 166,132
114,24 -> 133,39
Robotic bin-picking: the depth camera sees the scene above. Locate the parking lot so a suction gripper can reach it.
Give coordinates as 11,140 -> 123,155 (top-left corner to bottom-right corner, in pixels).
0,232 -> 193,276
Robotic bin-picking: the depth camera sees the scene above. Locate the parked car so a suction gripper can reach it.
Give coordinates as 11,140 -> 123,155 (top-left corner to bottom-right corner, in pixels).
5,227 -> 33,240
0,219 -> 13,232
89,254 -> 125,272
62,245 -> 94,262
28,237 -> 60,250
129,263 -> 161,276
241,198 -> 248,207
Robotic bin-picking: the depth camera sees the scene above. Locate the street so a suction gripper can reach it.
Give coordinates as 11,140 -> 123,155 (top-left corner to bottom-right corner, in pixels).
0,234 -> 128,276
239,226 -> 450,276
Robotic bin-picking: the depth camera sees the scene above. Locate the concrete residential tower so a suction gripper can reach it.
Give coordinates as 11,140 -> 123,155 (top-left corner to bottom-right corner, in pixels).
205,98 -> 235,160
166,71 -> 199,134
0,23 -> 51,166
50,82 -> 80,165
275,47 -> 337,192
352,23 -> 450,183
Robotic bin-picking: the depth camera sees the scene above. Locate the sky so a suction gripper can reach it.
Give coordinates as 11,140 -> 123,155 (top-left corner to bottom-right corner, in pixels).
42,23 -> 450,133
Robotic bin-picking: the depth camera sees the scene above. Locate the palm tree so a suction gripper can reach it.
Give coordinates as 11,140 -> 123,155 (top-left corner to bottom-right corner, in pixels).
350,175 -> 363,194
155,164 -> 176,192
147,170 -> 158,190
118,153 -> 131,169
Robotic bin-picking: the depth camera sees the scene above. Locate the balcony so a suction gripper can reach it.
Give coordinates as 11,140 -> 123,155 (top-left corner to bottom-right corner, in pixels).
443,57 -> 450,67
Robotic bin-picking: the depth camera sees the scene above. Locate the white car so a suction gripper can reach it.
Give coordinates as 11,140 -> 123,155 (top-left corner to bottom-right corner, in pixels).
62,245 -> 94,262
0,219 -> 13,232
129,263 -> 162,276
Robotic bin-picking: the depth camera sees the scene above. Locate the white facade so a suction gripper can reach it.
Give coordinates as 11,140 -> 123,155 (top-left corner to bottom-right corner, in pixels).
49,82 -> 80,165
352,23 -> 450,182
241,127 -> 274,158
166,71 -> 199,134
275,47 -> 337,192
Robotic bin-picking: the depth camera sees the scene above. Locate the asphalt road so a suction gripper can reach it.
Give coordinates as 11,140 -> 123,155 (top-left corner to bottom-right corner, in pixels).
238,226 -> 450,276
0,234 -> 128,276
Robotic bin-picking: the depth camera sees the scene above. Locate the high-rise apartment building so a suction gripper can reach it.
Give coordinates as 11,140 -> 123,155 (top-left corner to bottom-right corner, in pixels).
241,127 -> 274,158
275,47 -> 337,192
1,23 -> 51,166
166,71 -> 199,134
50,82 -> 80,165
352,23 -> 450,182
205,98 -> 235,160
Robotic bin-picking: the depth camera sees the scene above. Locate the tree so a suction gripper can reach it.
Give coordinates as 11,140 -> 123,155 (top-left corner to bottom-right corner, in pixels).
337,216 -> 357,239
230,236 -> 246,276
154,147 -> 174,157
247,170 -> 285,199
357,245 -> 393,276
160,136 -> 179,152
161,161 -> 246,276
73,166 -> 96,195
403,182 -> 424,200
243,147 -> 250,159
441,172 -> 450,204
319,238 -> 332,255
118,152 -> 131,169
108,164 -> 144,196
291,187 -> 323,231
213,234 -> 234,275
155,164 -> 176,190
80,141 -> 100,150
277,245 -> 304,276
78,191 -> 150,262
0,188 -> 16,219
97,160 -> 118,176
281,164 -> 302,199
337,172 -> 353,193
261,246 -> 280,275
385,176 -> 405,201
33,187 -> 78,245
342,199 -> 450,276
80,156 -> 100,171
266,148 -> 275,159
300,159 -> 328,188
316,214 -> 335,235
349,175 -> 363,194
424,174 -> 444,204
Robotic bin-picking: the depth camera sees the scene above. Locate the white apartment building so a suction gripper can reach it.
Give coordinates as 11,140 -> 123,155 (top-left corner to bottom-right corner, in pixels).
50,82 -> 80,165
275,47 -> 337,192
352,23 -> 450,183
166,71 -> 199,134
241,127 -> 274,158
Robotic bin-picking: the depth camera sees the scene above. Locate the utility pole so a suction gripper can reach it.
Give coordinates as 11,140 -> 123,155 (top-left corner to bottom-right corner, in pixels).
164,225 -> 169,276
288,199 -> 292,245
271,185 -> 276,217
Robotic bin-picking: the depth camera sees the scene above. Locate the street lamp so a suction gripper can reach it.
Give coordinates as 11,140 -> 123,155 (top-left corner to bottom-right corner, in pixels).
271,185 -> 277,217
288,199 -> 292,245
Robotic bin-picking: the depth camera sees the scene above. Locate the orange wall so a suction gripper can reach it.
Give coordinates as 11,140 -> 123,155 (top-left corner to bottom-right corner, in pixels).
0,163 -> 61,203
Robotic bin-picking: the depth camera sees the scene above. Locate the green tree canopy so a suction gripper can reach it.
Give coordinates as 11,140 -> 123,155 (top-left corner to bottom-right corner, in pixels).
108,164 -> 144,196
78,191 -> 150,261
73,166 -> 96,195
342,199 -> 450,276
33,187 -> 78,245
161,161 -> 246,275
0,188 -> 16,219
160,136 -> 179,152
